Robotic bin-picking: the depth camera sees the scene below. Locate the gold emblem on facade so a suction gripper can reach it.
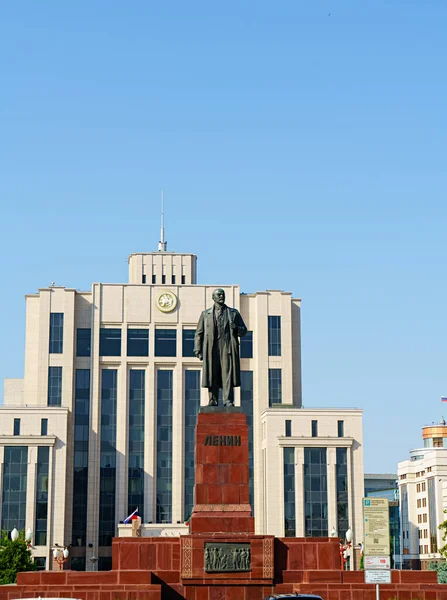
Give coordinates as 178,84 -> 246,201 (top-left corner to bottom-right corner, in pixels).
156,290 -> 178,313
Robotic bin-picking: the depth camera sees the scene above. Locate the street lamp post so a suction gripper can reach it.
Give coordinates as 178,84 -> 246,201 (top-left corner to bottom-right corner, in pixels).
339,528 -> 353,570
53,547 -> 69,570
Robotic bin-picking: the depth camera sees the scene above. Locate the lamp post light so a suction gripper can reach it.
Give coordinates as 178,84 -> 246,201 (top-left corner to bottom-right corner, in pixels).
25,528 -> 33,548
53,547 -> 69,570
339,528 -> 353,570
10,528 -> 19,542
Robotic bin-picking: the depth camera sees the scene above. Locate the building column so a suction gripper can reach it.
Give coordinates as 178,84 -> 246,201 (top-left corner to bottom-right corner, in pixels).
295,446 -> 304,537
26,446 -> 38,541
327,447 -> 337,537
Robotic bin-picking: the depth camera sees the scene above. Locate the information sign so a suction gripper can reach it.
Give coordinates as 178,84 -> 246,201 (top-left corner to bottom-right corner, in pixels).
363,498 -> 390,556
364,556 -> 390,570
365,570 -> 391,584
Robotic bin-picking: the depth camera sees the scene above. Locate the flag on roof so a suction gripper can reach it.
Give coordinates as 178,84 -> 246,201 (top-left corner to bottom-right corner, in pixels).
442,397 -> 447,403
123,508 -> 139,524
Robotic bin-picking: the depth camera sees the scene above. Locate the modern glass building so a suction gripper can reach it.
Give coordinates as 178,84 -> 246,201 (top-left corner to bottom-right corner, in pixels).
0,243 -> 364,570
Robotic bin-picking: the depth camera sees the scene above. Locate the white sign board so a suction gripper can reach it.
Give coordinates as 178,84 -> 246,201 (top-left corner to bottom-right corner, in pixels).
363,497 -> 390,556
364,555 -> 391,570
365,570 -> 391,584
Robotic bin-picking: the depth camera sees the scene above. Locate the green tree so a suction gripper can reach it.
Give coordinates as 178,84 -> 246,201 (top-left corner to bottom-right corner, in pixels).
439,510 -> 447,559
0,530 -> 37,585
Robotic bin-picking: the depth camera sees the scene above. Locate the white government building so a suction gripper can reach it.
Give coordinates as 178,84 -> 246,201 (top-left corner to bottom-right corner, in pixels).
0,236 -> 364,570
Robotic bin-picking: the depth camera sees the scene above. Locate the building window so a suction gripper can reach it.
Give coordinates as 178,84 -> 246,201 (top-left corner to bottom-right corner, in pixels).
422,498 -> 427,507
184,370 -> 200,520
72,369 -> 90,547
268,368 -> 282,406
155,329 -> 177,357
336,448 -> 349,540
182,329 -> 196,357
285,420 -> 292,437
41,418 -> 48,436
13,418 -> 20,436
304,448 -> 328,537
127,329 -> 149,357
283,447 -> 295,537
162,275 -> 166,284
34,557 -> 46,571
35,446 -> 49,545
128,370 -> 145,521
48,366 -> 62,406
428,478 -> 438,552
142,274 -> 146,284
70,557 -> 86,571
1,446 -> 28,532
417,514 -> 422,523
241,371 -> 254,511
76,328 -> 91,357
268,316 -> 281,356
98,557 -> 112,571
99,370 -> 117,546
417,483 -> 421,493
157,370 -> 173,523
240,331 -> 253,359
311,420 -> 318,437
422,482 -> 426,492
417,499 -> 421,508
182,275 -> 186,284
337,420 -> 344,437
100,329 -> 121,356
49,313 -> 64,354
172,275 -> 176,284
152,275 -> 156,284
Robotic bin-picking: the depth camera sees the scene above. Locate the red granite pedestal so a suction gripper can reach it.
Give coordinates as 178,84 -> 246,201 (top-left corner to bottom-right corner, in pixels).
188,407 -> 254,535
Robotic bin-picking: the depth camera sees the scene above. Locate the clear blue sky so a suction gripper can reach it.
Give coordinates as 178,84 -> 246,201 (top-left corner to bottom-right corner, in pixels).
1,1 -> 446,473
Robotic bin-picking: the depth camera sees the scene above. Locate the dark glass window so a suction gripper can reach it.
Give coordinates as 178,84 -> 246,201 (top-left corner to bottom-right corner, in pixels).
70,557 -> 86,571
182,275 -> 186,284
241,371 -> 254,511
128,370 -> 145,521
98,557 -> 112,571
99,370 -> 117,546
311,420 -> 318,437
268,316 -> 281,356
285,420 -> 292,437
172,275 -> 176,284
156,370 -> 173,523
428,478 -> 437,552
268,368 -> 282,406
76,328 -> 91,357
127,329 -> 149,357
162,275 -> 166,284
240,331 -> 253,359
35,446 -> 49,545
304,447 -> 328,537
155,329 -> 177,357
49,313 -> 64,354
48,366 -> 62,406
184,370 -> 200,520
142,274 -> 146,284
182,329 -> 196,357
152,275 -> 156,284
336,448 -> 348,541
100,329 -> 121,356
34,557 -> 46,570
72,369 -> 90,547
13,418 -> 20,436
284,447 -> 296,536
1,446 -> 28,532
337,420 -> 344,438
41,419 -> 48,436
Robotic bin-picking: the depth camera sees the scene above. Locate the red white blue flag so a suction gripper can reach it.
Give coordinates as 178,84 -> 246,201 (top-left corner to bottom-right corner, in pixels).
441,397 -> 447,403
123,508 -> 139,523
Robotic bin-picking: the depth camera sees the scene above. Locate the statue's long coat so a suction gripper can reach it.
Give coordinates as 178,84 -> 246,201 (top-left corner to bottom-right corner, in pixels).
194,306 -> 247,388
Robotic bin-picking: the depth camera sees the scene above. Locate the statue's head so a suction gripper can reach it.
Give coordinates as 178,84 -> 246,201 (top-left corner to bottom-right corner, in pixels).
212,288 -> 226,305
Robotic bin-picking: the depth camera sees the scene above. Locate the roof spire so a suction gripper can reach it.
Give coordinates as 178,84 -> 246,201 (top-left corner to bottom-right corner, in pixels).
158,189 -> 167,252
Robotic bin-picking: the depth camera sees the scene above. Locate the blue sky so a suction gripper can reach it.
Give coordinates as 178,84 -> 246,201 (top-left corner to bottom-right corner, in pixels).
1,0 -> 446,473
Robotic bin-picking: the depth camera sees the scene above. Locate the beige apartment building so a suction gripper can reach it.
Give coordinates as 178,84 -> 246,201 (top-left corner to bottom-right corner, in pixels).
0,244 -> 364,570
398,420 -> 447,569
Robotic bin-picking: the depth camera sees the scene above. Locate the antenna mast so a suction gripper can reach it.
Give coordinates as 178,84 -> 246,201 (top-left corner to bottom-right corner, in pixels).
158,189 -> 167,252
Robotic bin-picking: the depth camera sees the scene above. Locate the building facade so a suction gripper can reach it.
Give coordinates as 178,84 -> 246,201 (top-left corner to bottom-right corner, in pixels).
0,247 -> 364,570
398,421 -> 447,569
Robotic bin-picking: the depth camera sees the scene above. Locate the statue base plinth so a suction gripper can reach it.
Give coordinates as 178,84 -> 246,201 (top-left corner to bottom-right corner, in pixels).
189,410 -> 254,534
